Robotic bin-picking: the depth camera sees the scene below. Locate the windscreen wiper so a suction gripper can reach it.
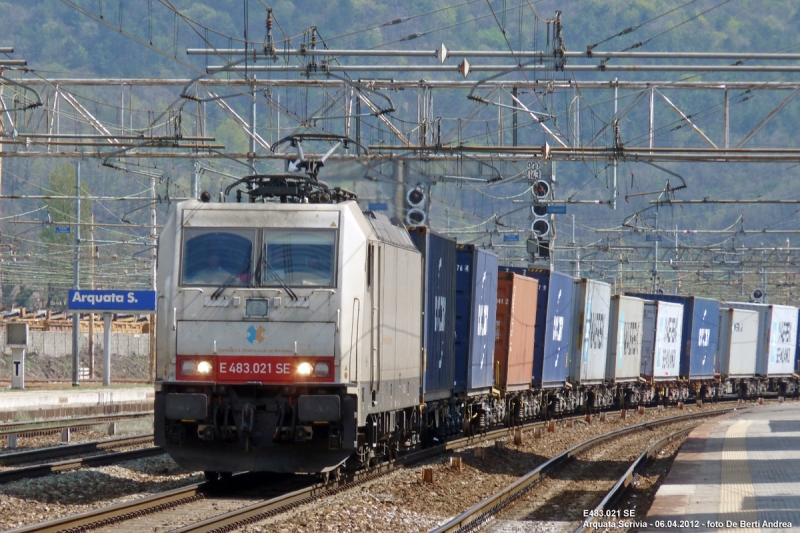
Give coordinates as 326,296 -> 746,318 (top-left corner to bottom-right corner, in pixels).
211,259 -> 252,300
264,257 -> 298,301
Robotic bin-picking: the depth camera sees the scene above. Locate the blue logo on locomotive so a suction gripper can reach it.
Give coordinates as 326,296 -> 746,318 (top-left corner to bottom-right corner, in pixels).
246,325 -> 266,344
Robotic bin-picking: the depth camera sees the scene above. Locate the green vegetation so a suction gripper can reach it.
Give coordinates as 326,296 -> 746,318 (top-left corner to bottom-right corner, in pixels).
1,1 -> 799,301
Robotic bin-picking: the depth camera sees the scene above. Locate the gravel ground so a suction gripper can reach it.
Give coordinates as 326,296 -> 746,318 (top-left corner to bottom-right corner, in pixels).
234,403 -> 737,533
598,435 -> 689,533
0,454 -> 202,531
487,418 -> 703,532
0,402 -> 739,532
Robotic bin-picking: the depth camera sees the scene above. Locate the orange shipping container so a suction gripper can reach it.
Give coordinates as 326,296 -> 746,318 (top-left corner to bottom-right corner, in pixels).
494,272 -> 538,390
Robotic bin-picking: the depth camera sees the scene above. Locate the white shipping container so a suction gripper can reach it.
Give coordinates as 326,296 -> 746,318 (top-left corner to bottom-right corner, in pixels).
570,279 -> 611,385
606,295 -> 645,383
717,308 -> 758,378
722,302 -> 798,377
640,301 -> 683,380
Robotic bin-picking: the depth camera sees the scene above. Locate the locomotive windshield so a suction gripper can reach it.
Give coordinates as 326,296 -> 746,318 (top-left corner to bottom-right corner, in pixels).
262,230 -> 336,287
182,228 -> 255,286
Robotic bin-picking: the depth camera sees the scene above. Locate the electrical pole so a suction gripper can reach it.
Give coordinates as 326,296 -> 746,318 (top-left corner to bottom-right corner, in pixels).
549,161 -> 556,272
88,211 -> 94,378
612,78 -> 618,210
652,211 -> 659,293
72,160 -> 81,387
149,174 -> 157,381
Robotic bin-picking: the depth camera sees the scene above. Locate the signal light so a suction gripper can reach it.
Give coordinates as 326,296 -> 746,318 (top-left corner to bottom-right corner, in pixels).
406,208 -> 426,226
533,180 -> 550,199
406,187 -> 426,206
531,219 -> 551,237
531,203 -> 551,238
532,205 -> 547,217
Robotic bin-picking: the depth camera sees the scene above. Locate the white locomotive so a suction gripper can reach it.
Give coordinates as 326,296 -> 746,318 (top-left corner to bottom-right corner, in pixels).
155,197 -> 424,477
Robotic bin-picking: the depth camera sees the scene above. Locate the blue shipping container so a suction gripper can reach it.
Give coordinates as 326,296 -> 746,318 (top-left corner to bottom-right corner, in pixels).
797,309 -> 800,374
525,269 -> 574,388
627,294 -> 718,379
409,227 -> 457,400
455,245 -> 498,393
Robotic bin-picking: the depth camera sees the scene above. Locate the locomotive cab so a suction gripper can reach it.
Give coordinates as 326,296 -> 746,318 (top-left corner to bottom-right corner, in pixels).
154,200 -> 422,475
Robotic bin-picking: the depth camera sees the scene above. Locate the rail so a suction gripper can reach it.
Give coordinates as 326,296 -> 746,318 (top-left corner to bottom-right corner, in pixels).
429,408 -> 733,533
0,412 -> 153,439
573,425 -> 698,533
8,406 -> 734,533
0,433 -> 154,467
0,445 -> 162,484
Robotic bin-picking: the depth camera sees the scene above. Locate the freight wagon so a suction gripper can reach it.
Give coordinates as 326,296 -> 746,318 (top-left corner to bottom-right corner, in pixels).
155,191 -> 800,479
722,302 -> 799,396
628,294 -> 719,399
570,278 -> 614,409
606,295 -> 646,406
717,307 -> 760,396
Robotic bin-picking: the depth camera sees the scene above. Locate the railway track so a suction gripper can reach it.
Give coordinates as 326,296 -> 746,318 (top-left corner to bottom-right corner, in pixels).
573,425 -> 696,533
0,434 -> 154,467
429,408 -> 734,533
0,413 -> 153,442
6,413 -> 570,533
0,434 -> 160,484
6,404 -> 738,533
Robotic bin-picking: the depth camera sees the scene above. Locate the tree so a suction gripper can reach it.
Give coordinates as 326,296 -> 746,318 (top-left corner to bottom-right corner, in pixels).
14,286 -> 34,308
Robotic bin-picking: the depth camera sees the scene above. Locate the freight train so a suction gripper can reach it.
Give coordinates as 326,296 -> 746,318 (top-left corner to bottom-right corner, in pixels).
154,197 -> 800,479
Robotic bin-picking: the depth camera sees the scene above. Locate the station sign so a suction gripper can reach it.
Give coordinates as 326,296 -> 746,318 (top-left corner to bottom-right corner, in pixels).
55,226 -> 71,234
368,202 -> 388,211
68,290 -> 157,313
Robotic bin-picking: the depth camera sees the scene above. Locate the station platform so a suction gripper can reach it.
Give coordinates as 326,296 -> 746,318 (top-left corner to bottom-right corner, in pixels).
0,385 -> 154,425
644,402 -> 800,532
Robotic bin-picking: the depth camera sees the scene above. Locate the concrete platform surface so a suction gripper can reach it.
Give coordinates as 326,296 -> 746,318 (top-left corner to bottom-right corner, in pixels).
0,385 -> 154,424
644,403 -> 800,533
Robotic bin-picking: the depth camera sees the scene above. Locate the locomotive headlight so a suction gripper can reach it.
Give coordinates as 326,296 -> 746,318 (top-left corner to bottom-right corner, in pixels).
196,361 -> 213,374
314,362 -> 330,377
297,362 -> 314,376
181,361 -> 197,375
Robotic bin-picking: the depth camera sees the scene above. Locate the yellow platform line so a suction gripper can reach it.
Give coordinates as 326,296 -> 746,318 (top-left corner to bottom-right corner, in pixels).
718,419 -> 760,533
